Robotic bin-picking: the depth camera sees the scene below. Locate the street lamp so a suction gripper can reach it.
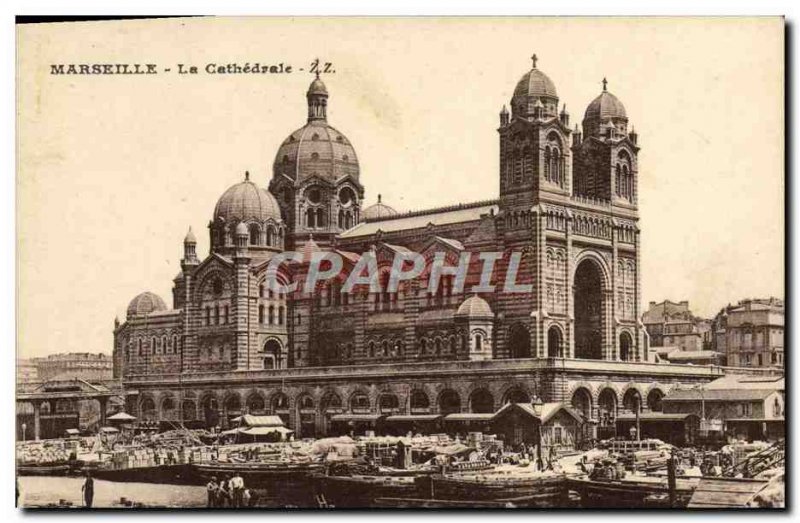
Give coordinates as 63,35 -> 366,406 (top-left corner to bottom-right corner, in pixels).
531,396 -> 544,470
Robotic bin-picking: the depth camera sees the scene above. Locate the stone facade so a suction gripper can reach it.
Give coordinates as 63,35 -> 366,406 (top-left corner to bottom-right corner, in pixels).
711,298 -> 784,368
112,56 -> 770,436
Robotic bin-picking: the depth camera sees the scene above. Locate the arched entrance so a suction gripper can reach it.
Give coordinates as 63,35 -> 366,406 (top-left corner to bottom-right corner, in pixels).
647,389 -> 664,412
508,323 -> 531,359
469,389 -> 495,413
502,387 -> 531,405
296,395 -> 316,438
574,259 -> 604,360
262,339 -> 282,369
321,392 -> 343,436
571,388 -> 592,419
619,331 -> 633,361
140,397 -> 157,422
622,388 -> 642,414
245,393 -> 266,414
201,395 -> 219,427
409,390 -> 430,414
547,325 -> 563,357
438,389 -> 461,415
181,400 -> 197,421
597,388 -> 618,438
271,392 -> 290,425
379,394 -> 400,415
161,397 -> 177,421
223,394 -> 242,427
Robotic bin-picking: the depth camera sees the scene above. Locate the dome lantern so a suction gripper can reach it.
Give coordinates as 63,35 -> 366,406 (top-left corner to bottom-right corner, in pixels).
307,72 -> 329,122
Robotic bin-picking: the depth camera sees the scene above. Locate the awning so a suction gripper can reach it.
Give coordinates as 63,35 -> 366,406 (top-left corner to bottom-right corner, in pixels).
385,415 -> 442,422
230,414 -> 285,427
443,413 -> 494,422
330,414 -> 384,422
65,429 -> 80,435
99,426 -> 119,433
239,426 -> 293,436
107,412 -> 136,421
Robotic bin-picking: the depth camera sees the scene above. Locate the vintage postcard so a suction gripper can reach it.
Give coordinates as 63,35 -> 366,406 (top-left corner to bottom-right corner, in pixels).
15,16 -> 784,509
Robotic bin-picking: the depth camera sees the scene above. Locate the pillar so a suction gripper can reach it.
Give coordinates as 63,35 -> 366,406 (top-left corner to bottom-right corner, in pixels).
98,397 -> 108,427
33,401 -> 41,441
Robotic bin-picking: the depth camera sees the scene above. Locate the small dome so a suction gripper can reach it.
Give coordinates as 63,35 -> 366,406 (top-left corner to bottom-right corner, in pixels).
584,90 -> 627,121
362,195 -> 398,221
307,75 -> 328,96
455,295 -> 494,319
127,291 -> 167,319
235,221 -> 249,236
184,227 -> 197,244
214,173 -> 282,224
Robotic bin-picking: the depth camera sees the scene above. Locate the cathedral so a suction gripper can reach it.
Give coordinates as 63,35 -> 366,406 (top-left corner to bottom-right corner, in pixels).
113,56 -> 709,438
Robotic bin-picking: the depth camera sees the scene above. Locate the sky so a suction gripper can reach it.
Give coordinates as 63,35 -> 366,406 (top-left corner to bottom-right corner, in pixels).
17,17 -> 784,358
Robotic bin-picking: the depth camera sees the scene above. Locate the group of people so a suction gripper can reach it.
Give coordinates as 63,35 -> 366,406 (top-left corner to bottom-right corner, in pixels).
206,473 -> 254,508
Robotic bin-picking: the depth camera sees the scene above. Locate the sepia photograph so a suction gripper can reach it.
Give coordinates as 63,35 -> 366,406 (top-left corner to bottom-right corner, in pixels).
14,16 -> 785,510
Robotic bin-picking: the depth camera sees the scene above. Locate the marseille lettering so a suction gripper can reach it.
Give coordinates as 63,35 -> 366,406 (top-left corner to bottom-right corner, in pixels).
50,64 -> 158,75
263,250 -> 534,296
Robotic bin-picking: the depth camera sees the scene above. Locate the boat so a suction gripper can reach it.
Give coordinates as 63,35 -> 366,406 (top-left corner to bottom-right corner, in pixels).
312,472 -> 422,508
89,463 -> 201,485
192,460 -> 324,486
373,493 -> 560,508
567,474 -> 701,508
418,468 -> 568,506
17,463 -> 71,477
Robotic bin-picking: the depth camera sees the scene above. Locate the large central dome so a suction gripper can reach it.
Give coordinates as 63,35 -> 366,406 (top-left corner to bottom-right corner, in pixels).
272,76 -> 360,185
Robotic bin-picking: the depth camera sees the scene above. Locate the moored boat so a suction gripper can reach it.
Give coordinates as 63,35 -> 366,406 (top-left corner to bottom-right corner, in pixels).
418,468 -> 568,506
17,463 -> 71,477
312,472 -> 421,508
568,474 -> 700,508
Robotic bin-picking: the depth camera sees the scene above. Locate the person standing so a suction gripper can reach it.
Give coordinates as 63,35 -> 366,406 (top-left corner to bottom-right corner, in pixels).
242,488 -> 252,508
81,471 -> 94,508
230,472 -> 244,507
206,476 -> 218,508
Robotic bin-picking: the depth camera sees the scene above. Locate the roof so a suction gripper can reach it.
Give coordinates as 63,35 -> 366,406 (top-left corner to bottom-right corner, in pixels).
513,66 -> 558,101
339,200 -> 498,238
455,295 -> 493,319
307,75 -> 328,96
444,413 -> 495,422
233,414 -> 285,427
330,414 -> 384,422
238,426 -> 293,436
664,389 -> 778,402
493,402 -> 583,425
385,415 -> 442,422
704,375 -> 784,391
272,119 -> 359,183
666,350 -> 722,361
362,195 -> 398,220
584,89 -> 627,121
107,412 -> 136,421
642,300 -> 694,324
213,175 -> 282,224
616,412 -> 698,422
127,291 -> 167,319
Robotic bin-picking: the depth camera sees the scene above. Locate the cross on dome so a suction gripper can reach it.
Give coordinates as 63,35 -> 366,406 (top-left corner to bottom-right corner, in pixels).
602,77 -> 608,91
531,53 -> 538,68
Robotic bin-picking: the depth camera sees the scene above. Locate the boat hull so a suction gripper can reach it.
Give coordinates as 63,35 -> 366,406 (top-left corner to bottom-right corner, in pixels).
567,476 -> 698,508
420,473 -> 567,506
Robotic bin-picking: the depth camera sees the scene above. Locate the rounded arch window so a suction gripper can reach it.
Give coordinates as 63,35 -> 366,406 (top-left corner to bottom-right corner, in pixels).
311,133 -> 320,141
212,278 -> 223,296
310,152 -> 320,161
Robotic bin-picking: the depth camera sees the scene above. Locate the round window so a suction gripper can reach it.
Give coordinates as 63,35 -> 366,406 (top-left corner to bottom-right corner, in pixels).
339,187 -> 355,205
307,188 -> 322,204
